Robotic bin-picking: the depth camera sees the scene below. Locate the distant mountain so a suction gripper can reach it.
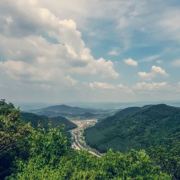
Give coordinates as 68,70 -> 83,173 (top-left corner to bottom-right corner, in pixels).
30,104 -> 114,119
85,104 -> 180,152
20,112 -> 77,131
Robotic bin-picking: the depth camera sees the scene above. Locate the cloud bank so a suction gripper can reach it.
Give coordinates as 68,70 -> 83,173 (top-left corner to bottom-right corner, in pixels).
0,0 -> 118,88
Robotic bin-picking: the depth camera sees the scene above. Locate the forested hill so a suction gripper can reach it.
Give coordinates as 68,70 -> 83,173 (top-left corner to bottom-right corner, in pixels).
85,104 -> 180,152
85,104 -> 180,178
20,112 -> 77,130
31,104 -> 98,117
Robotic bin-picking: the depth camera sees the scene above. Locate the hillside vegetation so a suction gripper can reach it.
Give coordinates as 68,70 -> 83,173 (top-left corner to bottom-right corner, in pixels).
20,112 -> 77,130
85,104 -> 180,178
0,100 -> 170,179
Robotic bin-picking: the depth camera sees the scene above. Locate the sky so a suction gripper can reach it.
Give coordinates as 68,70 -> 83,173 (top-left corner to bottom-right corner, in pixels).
0,0 -> 180,104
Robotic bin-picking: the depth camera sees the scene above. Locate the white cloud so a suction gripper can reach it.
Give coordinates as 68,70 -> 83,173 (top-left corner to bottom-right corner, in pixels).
89,82 -> 115,90
124,58 -> 138,67
138,66 -> 168,80
0,0 -> 118,88
37,0 -> 180,46
151,66 -> 167,75
89,81 -> 133,94
134,82 -> 168,91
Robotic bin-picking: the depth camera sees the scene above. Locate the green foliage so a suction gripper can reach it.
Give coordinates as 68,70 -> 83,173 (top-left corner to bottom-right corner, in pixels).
8,127 -> 71,180
9,149 -> 170,180
29,127 -> 70,166
0,100 -> 14,115
0,100 -> 32,179
148,141 -> 180,179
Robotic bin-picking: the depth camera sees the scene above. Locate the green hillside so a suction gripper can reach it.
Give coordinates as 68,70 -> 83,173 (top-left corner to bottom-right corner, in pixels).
85,104 -> 180,151
20,112 -> 77,131
85,104 -> 180,178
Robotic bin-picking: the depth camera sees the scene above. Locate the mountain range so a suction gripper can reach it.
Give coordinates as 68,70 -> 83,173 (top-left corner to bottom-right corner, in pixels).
30,104 -> 115,119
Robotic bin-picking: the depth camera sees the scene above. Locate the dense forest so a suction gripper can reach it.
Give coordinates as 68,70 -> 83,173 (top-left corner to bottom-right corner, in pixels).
85,104 -> 180,179
0,100 -> 173,179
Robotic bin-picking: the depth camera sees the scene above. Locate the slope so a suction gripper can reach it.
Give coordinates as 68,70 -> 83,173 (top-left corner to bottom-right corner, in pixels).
20,112 -> 77,131
85,104 -> 180,152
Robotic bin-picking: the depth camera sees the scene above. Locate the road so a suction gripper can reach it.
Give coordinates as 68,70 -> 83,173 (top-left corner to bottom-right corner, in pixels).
70,119 -> 102,157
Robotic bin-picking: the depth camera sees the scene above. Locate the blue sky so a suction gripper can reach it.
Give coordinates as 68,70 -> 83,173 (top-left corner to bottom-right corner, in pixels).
0,0 -> 180,104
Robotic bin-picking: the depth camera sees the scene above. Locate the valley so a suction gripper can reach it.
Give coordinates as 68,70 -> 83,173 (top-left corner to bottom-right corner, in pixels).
70,119 -> 102,157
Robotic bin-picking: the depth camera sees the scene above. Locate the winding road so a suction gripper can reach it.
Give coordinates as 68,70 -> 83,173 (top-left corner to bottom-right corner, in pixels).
70,119 -> 102,157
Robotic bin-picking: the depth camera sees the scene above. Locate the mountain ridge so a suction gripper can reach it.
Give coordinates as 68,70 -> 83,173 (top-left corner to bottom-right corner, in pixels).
30,104 -> 115,119
85,104 -> 180,152
20,112 -> 77,130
